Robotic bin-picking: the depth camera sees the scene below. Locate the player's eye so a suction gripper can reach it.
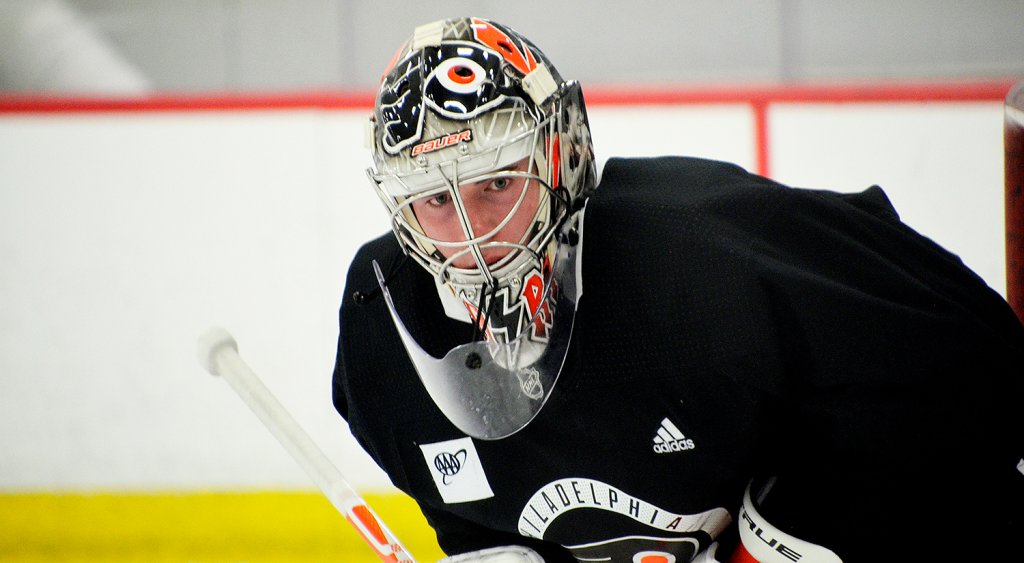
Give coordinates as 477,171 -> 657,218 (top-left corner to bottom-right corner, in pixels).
426,192 -> 451,207
490,177 -> 511,191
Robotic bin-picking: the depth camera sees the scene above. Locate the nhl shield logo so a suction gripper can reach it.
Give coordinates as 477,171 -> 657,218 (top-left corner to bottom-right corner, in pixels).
518,366 -> 544,399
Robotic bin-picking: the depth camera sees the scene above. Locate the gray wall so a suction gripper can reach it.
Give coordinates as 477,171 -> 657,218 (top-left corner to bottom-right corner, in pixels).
2,0 -> 1024,95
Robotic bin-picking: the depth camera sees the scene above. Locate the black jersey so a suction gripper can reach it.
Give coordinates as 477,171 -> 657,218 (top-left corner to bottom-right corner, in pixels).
333,157 -> 1024,562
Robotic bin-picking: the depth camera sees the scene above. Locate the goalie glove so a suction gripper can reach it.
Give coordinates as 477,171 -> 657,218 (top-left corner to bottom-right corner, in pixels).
732,480 -> 843,563
439,545 -> 544,563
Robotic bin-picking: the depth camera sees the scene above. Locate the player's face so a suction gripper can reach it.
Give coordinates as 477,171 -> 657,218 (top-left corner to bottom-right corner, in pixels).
411,158 -> 539,269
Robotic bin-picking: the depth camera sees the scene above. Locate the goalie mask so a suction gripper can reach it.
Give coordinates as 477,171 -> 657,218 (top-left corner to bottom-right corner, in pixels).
366,17 -> 596,439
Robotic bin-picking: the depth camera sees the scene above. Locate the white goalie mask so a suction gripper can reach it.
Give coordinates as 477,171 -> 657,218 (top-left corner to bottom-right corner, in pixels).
366,17 -> 596,439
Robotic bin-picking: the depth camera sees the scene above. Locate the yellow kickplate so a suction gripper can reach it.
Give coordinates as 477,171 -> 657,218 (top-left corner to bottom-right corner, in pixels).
0,491 -> 444,563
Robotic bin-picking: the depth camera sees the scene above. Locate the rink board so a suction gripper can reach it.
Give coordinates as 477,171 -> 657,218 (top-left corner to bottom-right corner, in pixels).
0,82 -> 1013,560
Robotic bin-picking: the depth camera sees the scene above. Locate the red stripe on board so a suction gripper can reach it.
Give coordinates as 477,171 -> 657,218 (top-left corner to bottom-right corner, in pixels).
752,100 -> 770,177
582,80 -> 1018,105
0,80 -> 1016,114
0,91 -> 375,113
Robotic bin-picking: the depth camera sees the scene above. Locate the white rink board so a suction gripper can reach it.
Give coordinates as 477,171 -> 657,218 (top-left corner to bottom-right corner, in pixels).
590,104 -> 756,170
769,101 -> 1005,291
0,102 -> 1007,492
0,110 -> 390,491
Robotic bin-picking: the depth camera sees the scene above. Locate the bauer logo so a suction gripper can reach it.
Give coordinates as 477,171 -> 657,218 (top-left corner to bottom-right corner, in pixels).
420,437 -> 494,503
410,129 -> 472,156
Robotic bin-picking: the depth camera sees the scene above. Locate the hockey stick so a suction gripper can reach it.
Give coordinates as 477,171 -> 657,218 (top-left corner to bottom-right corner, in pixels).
197,327 -> 416,563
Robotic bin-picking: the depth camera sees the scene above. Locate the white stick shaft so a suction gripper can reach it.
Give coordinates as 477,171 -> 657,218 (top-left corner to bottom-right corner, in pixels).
201,329 -> 415,562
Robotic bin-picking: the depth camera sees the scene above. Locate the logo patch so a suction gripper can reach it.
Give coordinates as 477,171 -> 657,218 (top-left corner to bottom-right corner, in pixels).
420,437 -> 494,503
652,418 -> 695,454
410,129 -> 472,156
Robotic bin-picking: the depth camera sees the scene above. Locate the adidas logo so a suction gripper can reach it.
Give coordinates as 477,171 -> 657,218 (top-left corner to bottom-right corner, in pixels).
652,417 -> 695,454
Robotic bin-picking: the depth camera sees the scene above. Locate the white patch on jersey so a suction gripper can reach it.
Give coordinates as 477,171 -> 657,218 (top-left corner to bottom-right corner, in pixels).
419,437 -> 494,504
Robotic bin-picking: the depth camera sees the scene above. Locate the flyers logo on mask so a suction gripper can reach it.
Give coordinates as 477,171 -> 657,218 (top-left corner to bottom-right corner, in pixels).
422,43 -> 507,119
